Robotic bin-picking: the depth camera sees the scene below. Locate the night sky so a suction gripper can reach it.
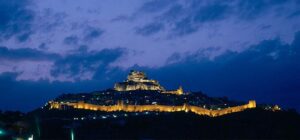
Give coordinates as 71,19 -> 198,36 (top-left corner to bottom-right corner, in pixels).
0,0 -> 300,112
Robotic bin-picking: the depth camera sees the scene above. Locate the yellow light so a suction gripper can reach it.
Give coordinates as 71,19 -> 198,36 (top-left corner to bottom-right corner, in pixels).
49,100 -> 256,117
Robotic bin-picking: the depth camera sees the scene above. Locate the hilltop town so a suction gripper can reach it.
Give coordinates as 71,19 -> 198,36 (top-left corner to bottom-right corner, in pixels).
46,70 -> 265,117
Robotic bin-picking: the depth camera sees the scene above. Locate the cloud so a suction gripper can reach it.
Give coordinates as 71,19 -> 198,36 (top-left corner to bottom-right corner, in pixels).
0,0 -> 34,41
193,3 -> 229,23
143,31 -> 300,110
288,10 -> 300,18
0,0 -> 299,81
84,27 -> 104,41
0,46 -> 59,61
139,0 -> 174,13
136,22 -> 164,36
0,46 -> 125,82
133,0 -> 298,37
51,48 -> 125,81
236,0 -> 288,19
0,32 -> 300,112
63,35 -> 79,45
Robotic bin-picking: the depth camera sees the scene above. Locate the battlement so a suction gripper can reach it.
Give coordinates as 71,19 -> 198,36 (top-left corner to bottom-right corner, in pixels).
49,100 -> 256,117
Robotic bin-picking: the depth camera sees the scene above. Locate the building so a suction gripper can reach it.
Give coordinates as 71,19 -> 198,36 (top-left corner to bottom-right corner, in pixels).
114,70 -> 184,95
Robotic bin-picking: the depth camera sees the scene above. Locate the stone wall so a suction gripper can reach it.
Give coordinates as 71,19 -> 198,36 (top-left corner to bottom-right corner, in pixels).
49,100 -> 256,117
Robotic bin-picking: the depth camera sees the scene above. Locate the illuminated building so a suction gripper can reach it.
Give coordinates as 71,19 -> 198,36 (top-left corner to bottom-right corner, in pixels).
49,100 -> 256,117
114,70 -> 184,95
47,70 -> 260,117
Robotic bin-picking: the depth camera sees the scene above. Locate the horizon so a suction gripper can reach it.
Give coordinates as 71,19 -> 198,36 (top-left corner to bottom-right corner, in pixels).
0,0 -> 300,112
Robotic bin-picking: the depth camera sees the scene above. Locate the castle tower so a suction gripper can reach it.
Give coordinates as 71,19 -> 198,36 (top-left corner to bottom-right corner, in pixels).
114,70 -> 165,91
176,86 -> 184,95
248,100 -> 256,108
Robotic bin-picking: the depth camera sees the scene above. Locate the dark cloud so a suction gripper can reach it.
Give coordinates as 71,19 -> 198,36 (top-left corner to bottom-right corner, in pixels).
136,22 -> 164,36
136,1 -> 231,36
236,0 -> 287,19
38,43 -> 47,50
193,3 -> 229,23
143,31 -> 300,110
139,0 -> 174,13
51,48 -> 125,80
84,27 -> 104,41
161,4 -> 183,22
172,17 -> 198,36
288,10 -> 300,18
17,31 -> 32,42
172,2 -> 230,35
134,0 -> 295,36
63,35 -> 79,45
0,46 -> 59,61
0,0 -> 34,41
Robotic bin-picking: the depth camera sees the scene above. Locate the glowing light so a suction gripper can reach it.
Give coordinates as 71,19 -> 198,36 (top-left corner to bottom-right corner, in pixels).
50,100 -> 257,117
71,130 -> 75,140
101,116 -> 107,119
0,129 -> 4,135
28,134 -> 33,140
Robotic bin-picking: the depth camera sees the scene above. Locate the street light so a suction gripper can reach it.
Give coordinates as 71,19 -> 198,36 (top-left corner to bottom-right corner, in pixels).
0,129 -> 5,136
71,130 -> 75,140
28,134 -> 34,140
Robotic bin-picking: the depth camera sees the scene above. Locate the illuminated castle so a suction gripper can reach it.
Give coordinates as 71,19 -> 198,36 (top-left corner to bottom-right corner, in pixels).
114,70 -> 183,95
48,70 -> 259,117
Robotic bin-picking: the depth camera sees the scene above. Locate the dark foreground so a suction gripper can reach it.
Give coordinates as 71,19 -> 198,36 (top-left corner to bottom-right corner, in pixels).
1,108 -> 300,139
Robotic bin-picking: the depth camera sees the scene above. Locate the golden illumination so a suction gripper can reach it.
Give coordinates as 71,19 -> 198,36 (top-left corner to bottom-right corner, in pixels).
113,70 -> 185,95
49,100 -> 256,117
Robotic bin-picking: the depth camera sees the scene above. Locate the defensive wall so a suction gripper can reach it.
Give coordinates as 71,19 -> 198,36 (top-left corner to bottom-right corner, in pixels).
49,100 -> 256,117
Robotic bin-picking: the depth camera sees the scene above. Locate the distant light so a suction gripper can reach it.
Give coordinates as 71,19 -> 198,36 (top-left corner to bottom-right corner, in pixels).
93,117 -> 96,119
28,134 -> 33,140
124,114 -> 128,117
113,115 -> 117,118
71,130 -> 75,140
102,116 -> 107,119
0,129 -> 4,135
81,117 -> 85,120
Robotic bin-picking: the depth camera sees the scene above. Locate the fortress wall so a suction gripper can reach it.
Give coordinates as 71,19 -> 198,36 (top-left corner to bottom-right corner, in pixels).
49,100 -> 256,117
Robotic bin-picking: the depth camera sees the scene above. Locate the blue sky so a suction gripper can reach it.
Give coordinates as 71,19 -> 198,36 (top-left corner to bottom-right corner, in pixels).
0,0 -> 300,112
